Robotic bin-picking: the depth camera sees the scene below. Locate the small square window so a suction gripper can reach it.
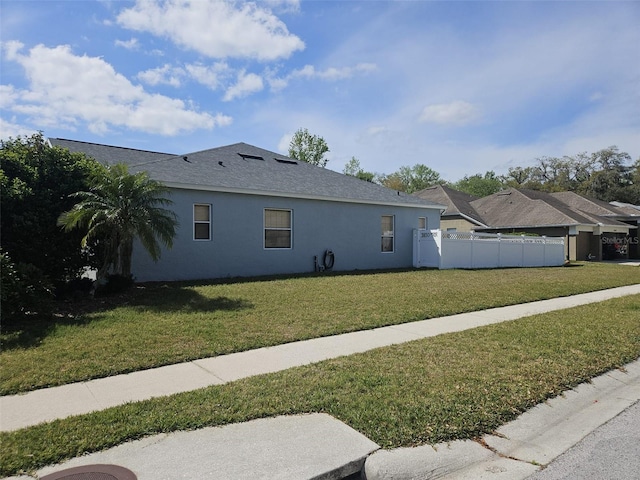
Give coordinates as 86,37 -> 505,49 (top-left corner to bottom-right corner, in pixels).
194,204 -> 211,240
265,209 -> 292,249
419,217 -> 427,229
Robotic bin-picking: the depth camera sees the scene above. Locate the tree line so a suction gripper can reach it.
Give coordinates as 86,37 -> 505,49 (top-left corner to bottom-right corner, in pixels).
287,128 -> 640,203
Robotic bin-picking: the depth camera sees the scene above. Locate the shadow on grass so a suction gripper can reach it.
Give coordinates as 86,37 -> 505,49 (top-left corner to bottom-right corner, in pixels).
0,286 -> 253,351
125,285 -> 254,313
152,267 -> 423,288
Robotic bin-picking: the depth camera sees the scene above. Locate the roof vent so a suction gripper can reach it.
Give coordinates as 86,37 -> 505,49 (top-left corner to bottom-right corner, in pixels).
238,153 -> 264,161
275,158 -> 298,165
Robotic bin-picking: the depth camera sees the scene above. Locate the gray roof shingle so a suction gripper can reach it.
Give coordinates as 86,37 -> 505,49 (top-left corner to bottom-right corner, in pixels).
49,139 -> 444,209
470,188 -> 631,228
414,185 -> 485,225
551,191 -> 640,218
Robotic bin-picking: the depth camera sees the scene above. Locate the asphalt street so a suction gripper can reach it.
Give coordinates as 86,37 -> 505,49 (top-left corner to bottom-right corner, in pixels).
526,400 -> 640,480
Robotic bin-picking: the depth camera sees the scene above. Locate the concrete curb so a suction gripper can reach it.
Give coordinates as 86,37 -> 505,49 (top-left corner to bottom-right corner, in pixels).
363,358 -> 640,479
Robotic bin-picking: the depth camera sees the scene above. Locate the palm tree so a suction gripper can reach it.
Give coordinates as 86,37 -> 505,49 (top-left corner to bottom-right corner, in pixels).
58,163 -> 178,281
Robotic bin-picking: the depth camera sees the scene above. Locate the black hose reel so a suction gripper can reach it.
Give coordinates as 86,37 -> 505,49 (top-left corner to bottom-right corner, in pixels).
315,249 -> 335,272
323,249 -> 335,270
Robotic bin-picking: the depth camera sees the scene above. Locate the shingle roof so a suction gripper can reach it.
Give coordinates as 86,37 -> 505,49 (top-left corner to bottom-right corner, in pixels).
414,185 -> 485,225
470,188 -> 630,228
610,201 -> 640,214
49,138 -> 444,209
551,191 -> 640,218
50,138 -> 176,166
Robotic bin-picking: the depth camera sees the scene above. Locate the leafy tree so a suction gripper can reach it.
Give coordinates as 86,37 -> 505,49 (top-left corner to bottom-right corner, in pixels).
288,128 -> 330,168
343,156 -> 375,182
58,163 -> 179,281
579,147 -> 637,203
376,172 -> 404,191
501,166 -> 540,189
452,171 -> 504,197
0,133 -> 101,284
378,164 -> 443,193
628,158 -> 640,205
500,146 -> 637,203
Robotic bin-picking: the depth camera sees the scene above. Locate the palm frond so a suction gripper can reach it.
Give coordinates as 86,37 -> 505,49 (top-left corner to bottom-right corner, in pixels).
58,162 -> 178,275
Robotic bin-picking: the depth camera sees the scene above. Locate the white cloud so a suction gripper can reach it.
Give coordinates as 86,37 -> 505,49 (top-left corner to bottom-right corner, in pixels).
367,126 -> 389,136
0,117 -> 38,141
185,62 -> 231,90
419,101 -> 480,126
116,0 -> 304,61
0,85 -> 18,109
268,62 -> 377,91
277,132 -> 293,153
3,43 -> 230,135
295,63 -> 377,81
2,39 -> 24,60
223,70 -> 264,101
137,64 -> 185,87
114,37 -> 139,50
264,0 -> 300,14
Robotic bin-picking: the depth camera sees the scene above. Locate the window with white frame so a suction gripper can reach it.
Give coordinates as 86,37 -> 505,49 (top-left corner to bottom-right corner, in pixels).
381,215 -> 394,252
419,217 -> 427,230
193,204 -> 211,240
264,208 -> 292,249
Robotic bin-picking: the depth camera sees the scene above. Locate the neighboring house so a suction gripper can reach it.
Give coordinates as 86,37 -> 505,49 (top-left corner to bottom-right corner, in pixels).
50,139 -> 444,281
415,186 -> 638,261
550,192 -> 640,259
414,185 -> 486,232
472,189 -> 637,261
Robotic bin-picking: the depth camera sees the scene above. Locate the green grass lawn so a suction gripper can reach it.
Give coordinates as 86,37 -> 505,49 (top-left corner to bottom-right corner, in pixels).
2,294 -> 638,477
1,262 -> 639,395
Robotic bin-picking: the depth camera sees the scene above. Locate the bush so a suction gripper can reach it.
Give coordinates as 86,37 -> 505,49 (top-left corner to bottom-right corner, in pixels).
1,133 -> 102,285
1,250 -> 54,321
96,274 -> 134,296
55,277 -> 95,300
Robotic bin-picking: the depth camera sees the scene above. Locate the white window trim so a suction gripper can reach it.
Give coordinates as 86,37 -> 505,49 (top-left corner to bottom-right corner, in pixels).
264,208 -> 293,250
418,217 -> 427,230
381,214 -> 395,253
193,203 -> 211,241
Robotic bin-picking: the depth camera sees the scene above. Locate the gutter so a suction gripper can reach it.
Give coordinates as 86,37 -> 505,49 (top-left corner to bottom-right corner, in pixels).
165,182 -> 447,211
475,222 -> 630,231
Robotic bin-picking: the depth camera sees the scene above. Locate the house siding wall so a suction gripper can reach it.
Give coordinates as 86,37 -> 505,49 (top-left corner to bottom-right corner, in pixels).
131,188 -> 441,281
440,217 -> 478,232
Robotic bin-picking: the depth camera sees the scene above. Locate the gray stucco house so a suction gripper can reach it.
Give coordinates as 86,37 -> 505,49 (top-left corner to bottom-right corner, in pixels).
50,139 -> 444,281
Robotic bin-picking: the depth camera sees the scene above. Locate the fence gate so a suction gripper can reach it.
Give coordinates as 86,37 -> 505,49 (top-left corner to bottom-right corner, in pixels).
413,229 -> 441,268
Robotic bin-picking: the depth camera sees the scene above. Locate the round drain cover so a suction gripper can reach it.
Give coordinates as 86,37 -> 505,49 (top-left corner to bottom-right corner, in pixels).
40,464 -> 137,480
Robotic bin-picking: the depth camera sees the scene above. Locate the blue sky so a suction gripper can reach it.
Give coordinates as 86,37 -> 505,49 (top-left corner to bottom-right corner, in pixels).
1,0 -> 639,181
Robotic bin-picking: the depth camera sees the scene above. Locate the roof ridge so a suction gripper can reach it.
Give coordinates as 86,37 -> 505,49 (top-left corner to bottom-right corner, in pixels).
174,142 -> 295,162
50,138 -> 175,156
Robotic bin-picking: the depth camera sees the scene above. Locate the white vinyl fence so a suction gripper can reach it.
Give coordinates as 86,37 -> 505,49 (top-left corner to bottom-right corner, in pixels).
413,230 -> 565,269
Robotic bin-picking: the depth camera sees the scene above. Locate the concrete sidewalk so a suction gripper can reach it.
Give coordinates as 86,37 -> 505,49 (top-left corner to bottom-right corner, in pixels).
2,285 -> 639,480
31,413 -> 380,480
2,284 -> 639,432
